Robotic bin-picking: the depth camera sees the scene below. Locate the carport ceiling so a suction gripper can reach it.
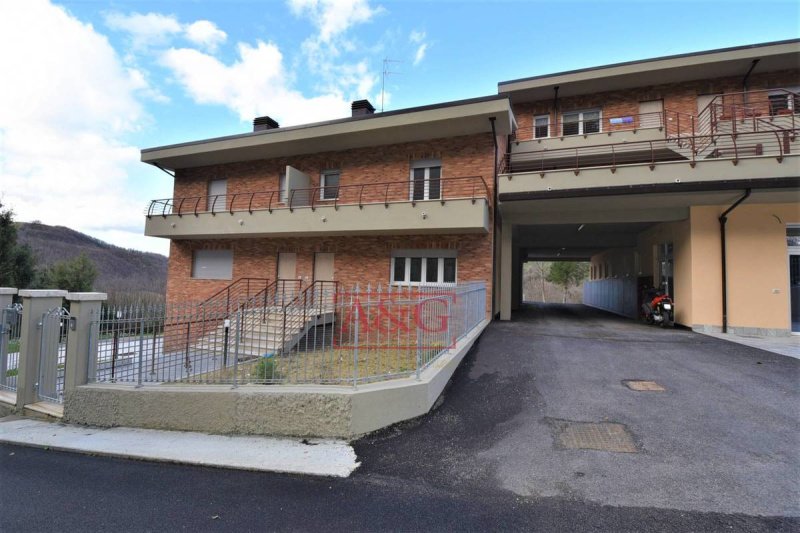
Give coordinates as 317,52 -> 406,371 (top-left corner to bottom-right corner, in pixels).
517,222 -> 656,260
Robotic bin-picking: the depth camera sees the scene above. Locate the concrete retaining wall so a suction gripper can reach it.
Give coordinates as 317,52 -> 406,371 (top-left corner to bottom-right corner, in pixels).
64,320 -> 488,439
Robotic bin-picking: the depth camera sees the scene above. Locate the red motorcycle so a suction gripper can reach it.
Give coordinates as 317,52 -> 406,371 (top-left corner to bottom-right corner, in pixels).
642,289 -> 675,327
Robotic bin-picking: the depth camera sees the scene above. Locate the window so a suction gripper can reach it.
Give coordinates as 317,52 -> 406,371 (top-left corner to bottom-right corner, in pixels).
391,250 -> 457,285
192,249 -> 233,280
279,172 -> 288,203
562,109 -> 601,136
769,92 -> 797,116
207,179 -> 227,212
320,170 -> 340,200
410,160 -> 442,201
533,115 -> 550,138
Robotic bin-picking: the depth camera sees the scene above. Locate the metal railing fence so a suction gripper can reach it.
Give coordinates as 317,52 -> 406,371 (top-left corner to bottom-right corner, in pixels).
503,129 -> 795,175
37,307 -> 70,403
88,282 -> 486,386
146,176 -> 489,218
0,304 -> 22,392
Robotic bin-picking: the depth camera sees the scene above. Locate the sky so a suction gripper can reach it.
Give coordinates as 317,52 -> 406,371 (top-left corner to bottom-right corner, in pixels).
0,0 -> 797,257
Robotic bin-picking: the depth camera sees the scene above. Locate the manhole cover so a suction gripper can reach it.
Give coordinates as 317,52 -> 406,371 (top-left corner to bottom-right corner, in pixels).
556,421 -> 638,453
623,380 -> 666,392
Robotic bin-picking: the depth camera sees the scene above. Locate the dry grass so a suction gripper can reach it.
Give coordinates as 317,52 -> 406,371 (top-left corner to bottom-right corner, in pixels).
183,345 -> 444,385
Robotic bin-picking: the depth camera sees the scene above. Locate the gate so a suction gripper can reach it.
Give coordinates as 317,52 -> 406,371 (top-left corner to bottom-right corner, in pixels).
0,304 -> 23,392
37,307 -> 71,403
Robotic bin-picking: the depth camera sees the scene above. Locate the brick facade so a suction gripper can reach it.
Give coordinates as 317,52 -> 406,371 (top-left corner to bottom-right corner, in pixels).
512,70 -> 800,139
165,133 -> 497,316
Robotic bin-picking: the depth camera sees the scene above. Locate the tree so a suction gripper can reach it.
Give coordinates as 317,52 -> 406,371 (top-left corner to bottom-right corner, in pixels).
546,262 -> 590,304
0,201 -> 37,288
38,253 -> 97,293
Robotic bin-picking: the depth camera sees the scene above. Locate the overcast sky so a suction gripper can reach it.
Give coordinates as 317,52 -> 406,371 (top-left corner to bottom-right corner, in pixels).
0,0 -> 797,256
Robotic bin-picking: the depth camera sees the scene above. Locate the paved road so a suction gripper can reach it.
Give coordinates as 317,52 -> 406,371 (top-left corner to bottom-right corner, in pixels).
1,303 -> 798,531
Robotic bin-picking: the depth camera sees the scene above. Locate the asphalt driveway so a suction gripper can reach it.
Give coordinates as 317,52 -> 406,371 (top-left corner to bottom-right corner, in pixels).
354,303 -> 800,517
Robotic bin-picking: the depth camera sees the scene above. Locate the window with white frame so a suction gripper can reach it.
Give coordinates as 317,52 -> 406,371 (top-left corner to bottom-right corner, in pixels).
410,159 -> 442,201
391,250 -> 457,285
533,115 -> 550,138
768,89 -> 798,115
320,170 -> 340,200
279,172 -> 288,203
562,109 -> 601,136
192,249 -> 233,280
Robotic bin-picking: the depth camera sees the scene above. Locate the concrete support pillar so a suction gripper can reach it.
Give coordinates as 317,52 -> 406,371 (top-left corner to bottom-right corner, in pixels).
0,288 -> 17,310
16,290 -> 67,408
511,246 -> 522,311
500,222 -> 513,321
64,293 -> 106,397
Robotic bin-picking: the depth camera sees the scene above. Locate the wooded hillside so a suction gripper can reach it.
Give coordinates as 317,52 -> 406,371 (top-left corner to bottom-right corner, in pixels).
16,222 -> 167,295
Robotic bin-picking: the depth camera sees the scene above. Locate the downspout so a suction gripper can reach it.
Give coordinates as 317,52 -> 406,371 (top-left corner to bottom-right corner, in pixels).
489,116 -> 499,317
741,59 -> 759,105
719,188 -> 751,333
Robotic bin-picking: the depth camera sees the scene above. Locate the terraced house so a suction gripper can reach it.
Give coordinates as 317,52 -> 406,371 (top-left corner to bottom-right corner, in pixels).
143,39 -> 799,336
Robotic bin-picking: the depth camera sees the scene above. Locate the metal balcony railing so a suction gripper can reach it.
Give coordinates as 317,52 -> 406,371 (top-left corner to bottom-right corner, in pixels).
502,129 -> 795,175
146,176 -> 489,218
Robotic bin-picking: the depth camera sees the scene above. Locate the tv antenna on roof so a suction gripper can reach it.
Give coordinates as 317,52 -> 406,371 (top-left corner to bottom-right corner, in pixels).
381,58 -> 402,112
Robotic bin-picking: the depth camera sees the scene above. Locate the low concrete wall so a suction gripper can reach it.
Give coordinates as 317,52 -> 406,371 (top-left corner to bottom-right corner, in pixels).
64,320 -> 489,439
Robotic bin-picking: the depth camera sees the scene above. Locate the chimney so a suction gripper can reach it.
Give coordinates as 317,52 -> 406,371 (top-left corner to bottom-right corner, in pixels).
351,99 -> 376,117
253,116 -> 279,131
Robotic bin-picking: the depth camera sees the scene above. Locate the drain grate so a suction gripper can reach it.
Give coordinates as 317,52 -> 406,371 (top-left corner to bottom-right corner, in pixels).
623,380 -> 666,392
556,421 -> 638,453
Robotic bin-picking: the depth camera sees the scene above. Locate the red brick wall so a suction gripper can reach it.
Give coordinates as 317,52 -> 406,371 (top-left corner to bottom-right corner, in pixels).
167,233 -> 493,316
173,133 -> 495,209
512,70 -> 800,139
165,133 -> 497,316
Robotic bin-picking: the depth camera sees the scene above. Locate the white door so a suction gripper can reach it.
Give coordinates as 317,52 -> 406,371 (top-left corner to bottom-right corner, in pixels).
277,253 -> 297,280
638,100 -> 663,129
207,179 -> 227,212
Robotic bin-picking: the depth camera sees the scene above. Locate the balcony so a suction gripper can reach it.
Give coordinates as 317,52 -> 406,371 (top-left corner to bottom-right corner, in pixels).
501,90 -> 799,198
145,176 -> 490,239
513,110 -> 668,153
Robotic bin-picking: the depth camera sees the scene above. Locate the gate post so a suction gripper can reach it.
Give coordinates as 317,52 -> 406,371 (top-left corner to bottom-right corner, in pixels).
63,293 -> 107,399
0,288 -> 16,310
15,290 -> 67,409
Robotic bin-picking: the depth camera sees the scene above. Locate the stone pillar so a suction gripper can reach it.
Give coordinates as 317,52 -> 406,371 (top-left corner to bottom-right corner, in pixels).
16,290 -> 67,408
0,288 -> 17,310
63,293 -> 106,398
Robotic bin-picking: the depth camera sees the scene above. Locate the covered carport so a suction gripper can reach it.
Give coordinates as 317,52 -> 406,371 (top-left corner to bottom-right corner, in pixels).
496,183 -> 799,336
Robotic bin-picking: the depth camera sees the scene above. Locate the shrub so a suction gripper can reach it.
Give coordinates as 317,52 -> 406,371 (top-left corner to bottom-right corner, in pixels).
251,357 -> 279,381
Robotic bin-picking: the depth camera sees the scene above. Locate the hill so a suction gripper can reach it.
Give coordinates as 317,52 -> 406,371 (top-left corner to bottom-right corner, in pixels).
16,222 -> 167,295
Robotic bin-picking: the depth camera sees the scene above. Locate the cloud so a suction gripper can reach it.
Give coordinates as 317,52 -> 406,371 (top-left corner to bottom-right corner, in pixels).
161,41 -> 351,126
185,20 -> 227,51
104,11 -> 183,50
409,30 -> 428,66
413,43 -> 428,66
105,11 -> 227,52
288,0 -> 382,42
0,0 -> 169,255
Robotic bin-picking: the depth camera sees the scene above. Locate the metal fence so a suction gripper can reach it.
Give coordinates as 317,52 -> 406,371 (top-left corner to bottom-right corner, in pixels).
89,282 -> 486,387
0,304 -> 23,392
37,307 -> 70,403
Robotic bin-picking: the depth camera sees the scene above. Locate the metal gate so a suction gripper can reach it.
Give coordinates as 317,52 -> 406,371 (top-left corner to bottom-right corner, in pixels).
38,307 -> 71,403
0,304 -> 23,392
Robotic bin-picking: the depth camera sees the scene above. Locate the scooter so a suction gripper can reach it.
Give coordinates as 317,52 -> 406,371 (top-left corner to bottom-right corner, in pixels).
642,290 -> 675,327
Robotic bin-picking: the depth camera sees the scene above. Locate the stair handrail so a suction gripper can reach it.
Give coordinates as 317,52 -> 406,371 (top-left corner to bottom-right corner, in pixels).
199,277 -> 271,314
280,280 -> 339,355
